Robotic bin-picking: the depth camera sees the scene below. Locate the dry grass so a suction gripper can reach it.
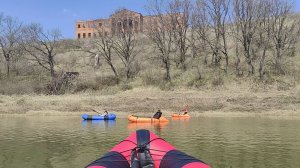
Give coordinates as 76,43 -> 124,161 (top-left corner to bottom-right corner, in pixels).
0,85 -> 300,117
0,33 -> 300,118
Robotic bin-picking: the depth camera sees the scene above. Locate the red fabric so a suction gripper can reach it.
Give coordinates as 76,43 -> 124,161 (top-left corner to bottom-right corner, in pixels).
109,130 -> 176,168
149,131 -> 176,168
96,130 -> 209,168
110,132 -> 137,162
182,162 -> 211,168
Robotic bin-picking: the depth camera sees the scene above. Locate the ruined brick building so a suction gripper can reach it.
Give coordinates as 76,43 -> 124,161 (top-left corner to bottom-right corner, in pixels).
76,9 -> 155,39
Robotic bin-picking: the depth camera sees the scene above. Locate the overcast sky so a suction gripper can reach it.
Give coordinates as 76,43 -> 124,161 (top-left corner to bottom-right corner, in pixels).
1,0 -> 299,39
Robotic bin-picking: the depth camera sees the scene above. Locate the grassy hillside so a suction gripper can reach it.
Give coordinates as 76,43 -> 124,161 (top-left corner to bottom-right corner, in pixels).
1,33 -> 299,95
0,32 -> 300,115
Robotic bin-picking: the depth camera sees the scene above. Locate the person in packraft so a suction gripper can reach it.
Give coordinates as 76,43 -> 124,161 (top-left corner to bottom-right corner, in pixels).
103,110 -> 108,117
153,109 -> 162,119
181,105 -> 189,115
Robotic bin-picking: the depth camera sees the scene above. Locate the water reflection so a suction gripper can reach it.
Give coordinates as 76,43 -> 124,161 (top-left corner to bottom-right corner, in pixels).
1,116 -> 300,168
127,122 -> 169,132
81,120 -> 116,128
171,117 -> 190,121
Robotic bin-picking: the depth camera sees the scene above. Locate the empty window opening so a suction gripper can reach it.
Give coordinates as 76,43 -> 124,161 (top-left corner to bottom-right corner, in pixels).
83,33 -> 86,38
129,20 -> 133,28
78,33 -> 81,39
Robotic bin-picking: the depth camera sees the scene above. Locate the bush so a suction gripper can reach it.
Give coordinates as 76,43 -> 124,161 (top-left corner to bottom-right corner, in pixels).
187,77 -> 207,88
141,70 -> 162,86
211,76 -> 224,87
119,83 -> 133,91
95,75 -> 119,86
159,82 -> 174,91
73,80 -> 98,93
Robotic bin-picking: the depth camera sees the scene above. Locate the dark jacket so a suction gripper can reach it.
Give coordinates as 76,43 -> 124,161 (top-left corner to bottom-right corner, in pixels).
153,110 -> 162,119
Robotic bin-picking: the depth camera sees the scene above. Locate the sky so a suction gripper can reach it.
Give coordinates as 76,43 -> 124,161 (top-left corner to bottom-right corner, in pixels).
0,0 -> 149,39
0,0 -> 300,39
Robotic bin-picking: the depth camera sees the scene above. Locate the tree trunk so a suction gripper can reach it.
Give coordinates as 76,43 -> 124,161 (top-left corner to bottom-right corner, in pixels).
247,59 -> 255,76
6,59 -> 10,78
259,49 -> 267,80
50,67 -> 55,78
275,48 -> 285,75
48,56 -> 55,79
180,52 -> 186,71
125,64 -> 130,79
222,33 -> 229,73
95,54 -> 100,69
108,62 -> 119,78
235,39 -> 241,75
164,60 -> 171,81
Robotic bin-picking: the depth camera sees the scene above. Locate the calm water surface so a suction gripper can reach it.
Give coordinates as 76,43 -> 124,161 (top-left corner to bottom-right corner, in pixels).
0,116 -> 300,168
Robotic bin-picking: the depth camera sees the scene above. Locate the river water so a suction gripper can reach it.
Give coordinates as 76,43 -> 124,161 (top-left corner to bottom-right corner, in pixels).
0,115 -> 299,168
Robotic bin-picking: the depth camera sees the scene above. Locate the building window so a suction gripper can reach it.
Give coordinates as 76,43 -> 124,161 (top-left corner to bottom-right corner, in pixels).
135,21 -> 139,32
88,33 -> 91,38
118,22 -> 122,32
83,33 -> 86,38
99,23 -> 102,27
129,19 -> 133,28
78,33 -> 81,39
78,24 -> 81,28
123,19 -> 128,30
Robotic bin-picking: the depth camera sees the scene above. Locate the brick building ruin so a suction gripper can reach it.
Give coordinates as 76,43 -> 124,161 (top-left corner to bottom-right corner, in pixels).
76,9 -> 148,39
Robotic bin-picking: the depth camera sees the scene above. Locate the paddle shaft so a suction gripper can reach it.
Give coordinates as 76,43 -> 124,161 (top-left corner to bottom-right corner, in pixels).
91,109 -> 101,115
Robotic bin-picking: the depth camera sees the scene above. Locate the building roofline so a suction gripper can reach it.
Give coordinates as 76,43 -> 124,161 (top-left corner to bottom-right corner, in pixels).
110,8 -> 143,17
76,18 -> 108,23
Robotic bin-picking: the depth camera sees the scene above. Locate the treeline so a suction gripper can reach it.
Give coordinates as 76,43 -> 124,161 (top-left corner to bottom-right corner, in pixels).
0,0 -> 299,94
0,14 -> 63,79
144,0 -> 300,81
79,0 -> 300,82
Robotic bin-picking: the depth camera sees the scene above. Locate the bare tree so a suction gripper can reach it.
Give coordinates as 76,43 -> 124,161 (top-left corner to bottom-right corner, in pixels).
228,18 -> 242,75
21,24 -> 61,78
253,0 -> 273,80
113,28 -> 138,79
206,0 -> 230,70
0,14 -> 2,76
191,0 -> 210,64
232,0 -> 261,76
145,0 -> 177,81
92,27 -> 119,78
169,0 -> 191,71
0,15 -> 22,77
270,0 -> 300,75
192,0 -> 230,72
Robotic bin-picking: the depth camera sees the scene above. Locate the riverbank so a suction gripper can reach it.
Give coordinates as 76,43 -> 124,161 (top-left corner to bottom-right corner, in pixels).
1,86 -> 300,117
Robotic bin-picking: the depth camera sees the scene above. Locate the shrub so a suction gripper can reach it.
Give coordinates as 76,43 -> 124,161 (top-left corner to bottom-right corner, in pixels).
211,76 -> 224,87
95,75 -> 119,86
141,70 -> 162,86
